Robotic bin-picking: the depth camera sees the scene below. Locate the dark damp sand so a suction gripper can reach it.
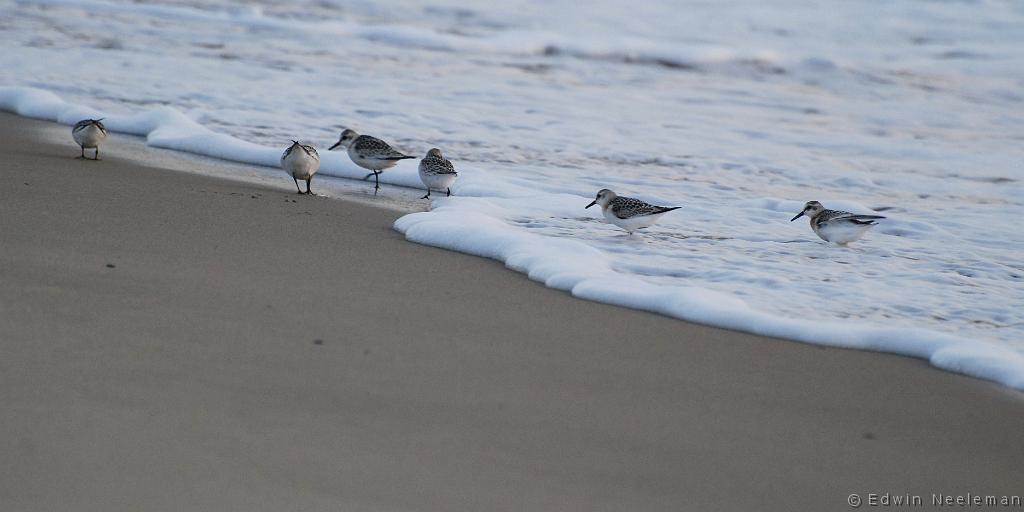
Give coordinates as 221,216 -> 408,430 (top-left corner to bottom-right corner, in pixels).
0,113 -> 1021,512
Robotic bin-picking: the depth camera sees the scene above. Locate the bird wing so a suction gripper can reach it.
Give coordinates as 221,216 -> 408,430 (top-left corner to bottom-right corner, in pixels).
430,157 -> 457,175
818,210 -> 885,227
300,144 -> 320,160
355,136 -> 410,160
611,197 -> 679,219
73,119 -> 108,134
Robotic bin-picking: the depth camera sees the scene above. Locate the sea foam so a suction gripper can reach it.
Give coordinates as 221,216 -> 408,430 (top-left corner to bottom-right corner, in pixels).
0,86 -> 422,187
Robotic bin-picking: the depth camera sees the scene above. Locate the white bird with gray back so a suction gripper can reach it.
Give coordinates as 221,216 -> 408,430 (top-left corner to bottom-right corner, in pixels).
281,140 -> 320,195
328,128 -> 415,193
790,200 -> 885,245
418,148 -> 458,199
585,189 -> 681,234
72,119 -> 107,160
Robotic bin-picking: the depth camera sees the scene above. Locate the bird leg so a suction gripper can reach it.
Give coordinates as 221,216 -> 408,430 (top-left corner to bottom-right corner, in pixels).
446,187 -> 451,197
78,146 -> 86,159
421,188 -> 431,200
293,177 -> 304,194
305,177 -> 314,196
93,147 -> 100,160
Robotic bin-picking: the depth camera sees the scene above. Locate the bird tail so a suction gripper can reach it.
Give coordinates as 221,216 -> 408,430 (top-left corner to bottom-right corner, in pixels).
849,214 -> 885,225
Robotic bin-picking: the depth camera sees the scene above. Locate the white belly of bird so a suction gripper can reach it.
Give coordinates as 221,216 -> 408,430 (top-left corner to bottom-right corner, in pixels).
602,209 -> 667,233
419,170 -> 457,191
348,146 -> 398,171
281,151 -> 319,179
813,222 -> 873,245
73,125 -> 105,148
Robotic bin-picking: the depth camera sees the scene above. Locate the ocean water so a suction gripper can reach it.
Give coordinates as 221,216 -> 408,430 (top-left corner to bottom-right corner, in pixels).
2,0 -> 1023,388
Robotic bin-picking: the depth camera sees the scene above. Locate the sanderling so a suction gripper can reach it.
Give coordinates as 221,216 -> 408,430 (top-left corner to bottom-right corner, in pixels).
328,128 -> 414,192
790,200 -> 885,245
418,148 -> 458,199
281,140 -> 320,195
585,189 -> 681,234
72,119 -> 107,160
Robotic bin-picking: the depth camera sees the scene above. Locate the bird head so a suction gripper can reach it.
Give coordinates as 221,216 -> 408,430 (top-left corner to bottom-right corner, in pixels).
791,200 -> 825,221
329,129 -> 359,150
586,189 -> 617,209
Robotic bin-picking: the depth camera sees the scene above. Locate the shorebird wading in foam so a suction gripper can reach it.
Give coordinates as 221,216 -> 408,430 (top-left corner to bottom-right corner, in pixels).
281,140 -> 320,195
585,189 -> 681,234
72,119 -> 107,160
790,201 -> 885,245
418,148 -> 458,199
328,129 -> 414,193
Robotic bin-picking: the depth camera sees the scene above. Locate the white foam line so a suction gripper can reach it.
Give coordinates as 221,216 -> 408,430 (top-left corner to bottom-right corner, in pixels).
394,198 -> 1024,391
0,86 -> 426,189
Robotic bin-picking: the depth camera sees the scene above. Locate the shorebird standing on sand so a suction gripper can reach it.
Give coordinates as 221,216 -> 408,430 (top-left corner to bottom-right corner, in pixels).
585,189 -> 681,234
281,140 -> 320,195
328,129 -> 414,193
72,119 -> 107,160
418,148 -> 458,199
790,200 -> 885,245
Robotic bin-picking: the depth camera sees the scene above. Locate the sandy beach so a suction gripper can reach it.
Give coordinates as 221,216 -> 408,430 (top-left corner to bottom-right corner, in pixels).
1,113 -> 1022,511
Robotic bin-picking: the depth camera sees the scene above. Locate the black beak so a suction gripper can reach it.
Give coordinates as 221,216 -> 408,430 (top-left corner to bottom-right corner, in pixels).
328,141 -> 341,151
790,211 -> 804,222
585,200 -> 597,209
